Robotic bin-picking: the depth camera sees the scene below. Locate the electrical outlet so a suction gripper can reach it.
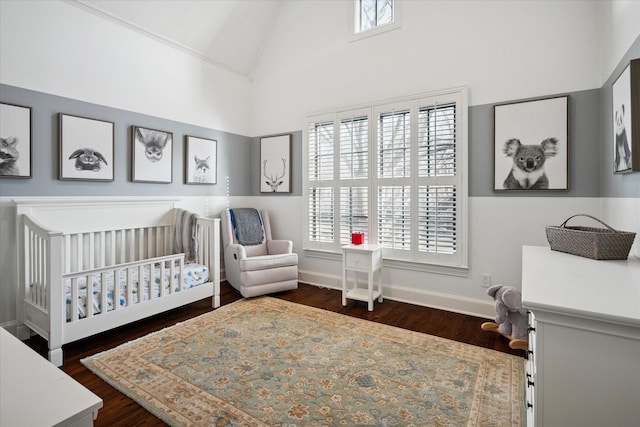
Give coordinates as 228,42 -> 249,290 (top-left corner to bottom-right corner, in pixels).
481,274 -> 491,288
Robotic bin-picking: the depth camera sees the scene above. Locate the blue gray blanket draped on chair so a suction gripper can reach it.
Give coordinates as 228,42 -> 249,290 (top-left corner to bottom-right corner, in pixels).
173,208 -> 199,263
229,208 -> 264,246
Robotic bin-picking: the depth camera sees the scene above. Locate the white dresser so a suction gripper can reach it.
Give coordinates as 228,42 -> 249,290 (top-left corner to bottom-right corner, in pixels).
0,327 -> 103,427
521,245 -> 640,427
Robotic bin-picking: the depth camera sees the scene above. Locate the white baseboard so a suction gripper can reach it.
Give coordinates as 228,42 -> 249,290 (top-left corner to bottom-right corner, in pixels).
1,321 -> 17,337
299,269 -> 495,319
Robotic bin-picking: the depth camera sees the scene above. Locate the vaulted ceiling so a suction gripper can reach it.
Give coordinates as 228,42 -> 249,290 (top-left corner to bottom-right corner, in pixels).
74,0 -> 283,78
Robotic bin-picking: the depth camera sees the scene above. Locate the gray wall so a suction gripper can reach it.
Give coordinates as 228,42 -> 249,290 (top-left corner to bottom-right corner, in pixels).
469,89 -> 602,198
3,71 -> 635,201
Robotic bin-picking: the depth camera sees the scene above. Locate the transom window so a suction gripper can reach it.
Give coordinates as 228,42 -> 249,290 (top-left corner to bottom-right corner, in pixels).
355,0 -> 394,33
304,88 -> 468,271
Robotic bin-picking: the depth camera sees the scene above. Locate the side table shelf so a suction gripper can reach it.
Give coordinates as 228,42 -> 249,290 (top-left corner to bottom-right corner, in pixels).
342,244 -> 383,311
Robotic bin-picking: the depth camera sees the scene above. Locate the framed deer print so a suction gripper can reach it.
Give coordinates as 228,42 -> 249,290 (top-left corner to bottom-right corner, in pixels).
260,134 -> 291,193
185,135 -> 217,184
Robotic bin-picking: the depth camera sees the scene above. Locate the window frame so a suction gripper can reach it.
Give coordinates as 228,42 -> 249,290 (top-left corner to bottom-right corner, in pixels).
349,0 -> 401,42
303,87 -> 468,274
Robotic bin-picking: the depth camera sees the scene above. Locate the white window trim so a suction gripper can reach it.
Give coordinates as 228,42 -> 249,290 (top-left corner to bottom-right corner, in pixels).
348,0 -> 402,43
304,87 -> 468,274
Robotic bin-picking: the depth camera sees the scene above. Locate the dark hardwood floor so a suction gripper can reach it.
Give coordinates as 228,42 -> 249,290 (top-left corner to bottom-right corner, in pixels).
24,282 -> 525,427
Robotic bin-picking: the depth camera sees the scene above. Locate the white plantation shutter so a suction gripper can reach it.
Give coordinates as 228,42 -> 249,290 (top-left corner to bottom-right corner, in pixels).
377,185 -> 410,250
339,187 -> 368,244
340,116 -> 368,180
339,113 -> 370,244
308,187 -> 334,243
304,88 -> 467,270
307,120 -> 335,245
417,102 -> 459,257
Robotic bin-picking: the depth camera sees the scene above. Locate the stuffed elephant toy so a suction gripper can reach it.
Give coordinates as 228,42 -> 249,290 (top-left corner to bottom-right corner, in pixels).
487,284 -> 528,340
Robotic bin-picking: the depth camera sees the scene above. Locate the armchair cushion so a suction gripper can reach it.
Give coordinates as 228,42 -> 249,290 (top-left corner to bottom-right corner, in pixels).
240,253 -> 298,272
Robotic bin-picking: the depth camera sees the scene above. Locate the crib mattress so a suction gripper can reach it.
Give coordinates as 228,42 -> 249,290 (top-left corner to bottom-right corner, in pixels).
64,263 -> 209,320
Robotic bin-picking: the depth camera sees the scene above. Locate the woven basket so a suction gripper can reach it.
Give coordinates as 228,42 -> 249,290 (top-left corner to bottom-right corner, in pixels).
545,214 -> 636,260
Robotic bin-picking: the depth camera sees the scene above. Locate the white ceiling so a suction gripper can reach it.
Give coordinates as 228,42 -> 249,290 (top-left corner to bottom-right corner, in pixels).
73,0 -> 283,78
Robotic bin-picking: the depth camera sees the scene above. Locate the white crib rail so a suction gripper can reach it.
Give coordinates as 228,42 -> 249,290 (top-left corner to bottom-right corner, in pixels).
62,224 -> 175,274
64,254 -> 185,322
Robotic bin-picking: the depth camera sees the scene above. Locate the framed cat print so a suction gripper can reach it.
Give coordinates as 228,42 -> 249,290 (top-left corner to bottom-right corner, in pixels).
185,135 -> 217,184
132,126 -> 173,183
59,113 -> 114,181
0,102 -> 32,178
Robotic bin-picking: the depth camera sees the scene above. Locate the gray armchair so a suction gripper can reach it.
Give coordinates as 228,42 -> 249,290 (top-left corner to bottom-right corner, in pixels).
221,208 -> 298,297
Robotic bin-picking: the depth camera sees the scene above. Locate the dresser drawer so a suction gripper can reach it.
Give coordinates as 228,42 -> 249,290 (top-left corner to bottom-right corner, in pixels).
345,252 -> 372,269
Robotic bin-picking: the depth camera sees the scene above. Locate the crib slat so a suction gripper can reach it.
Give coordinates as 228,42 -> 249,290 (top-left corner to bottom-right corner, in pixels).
113,268 -> 121,311
138,264 -> 144,304
64,234 -> 71,274
85,274 -> 94,318
126,267 -> 133,307
169,259 -> 176,293
77,234 -> 83,272
149,262 -> 155,300
99,231 -> 105,268
160,261 -> 167,297
89,233 -> 95,270
100,271 -> 108,316
70,277 -> 79,322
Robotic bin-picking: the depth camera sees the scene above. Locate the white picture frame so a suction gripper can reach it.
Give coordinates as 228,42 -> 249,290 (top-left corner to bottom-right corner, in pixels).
132,126 -> 173,183
185,135 -> 217,185
59,113 -> 114,181
494,96 -> 569,191
260,134 -> 291,193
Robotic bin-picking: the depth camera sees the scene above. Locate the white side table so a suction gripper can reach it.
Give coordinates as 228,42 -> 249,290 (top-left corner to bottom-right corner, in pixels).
342,244 -> 383,311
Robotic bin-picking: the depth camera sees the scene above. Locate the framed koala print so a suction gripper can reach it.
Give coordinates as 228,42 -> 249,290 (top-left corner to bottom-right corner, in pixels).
493,95 -> 569,191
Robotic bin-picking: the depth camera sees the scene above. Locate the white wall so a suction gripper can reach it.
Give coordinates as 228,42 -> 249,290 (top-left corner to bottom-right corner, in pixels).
250,0 -> 602,135
598,0 -> 640,84
0,0 -> 252,136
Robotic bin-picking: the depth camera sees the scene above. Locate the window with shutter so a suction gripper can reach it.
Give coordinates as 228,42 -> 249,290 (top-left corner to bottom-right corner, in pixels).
304,88 -> 467,271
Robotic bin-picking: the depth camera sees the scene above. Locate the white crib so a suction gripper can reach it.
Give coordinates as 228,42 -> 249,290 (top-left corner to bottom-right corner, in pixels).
14,198 -> 220,367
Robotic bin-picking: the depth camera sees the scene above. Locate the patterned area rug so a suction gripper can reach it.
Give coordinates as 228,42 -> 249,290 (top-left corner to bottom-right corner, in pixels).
82,297 -> 524,426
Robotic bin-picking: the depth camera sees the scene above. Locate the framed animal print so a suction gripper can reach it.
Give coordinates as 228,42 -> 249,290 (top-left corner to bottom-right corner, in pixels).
185,135 -> 217,185
132,126 -> 173,183
612,58 -> 639,174
59,113 -> 114,181
0,102 -> 32,178
493,95 -> 569,191
260,134 -> 291,193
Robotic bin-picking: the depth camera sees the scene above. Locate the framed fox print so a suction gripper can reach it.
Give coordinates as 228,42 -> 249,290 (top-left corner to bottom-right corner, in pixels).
185,135 -> 217,184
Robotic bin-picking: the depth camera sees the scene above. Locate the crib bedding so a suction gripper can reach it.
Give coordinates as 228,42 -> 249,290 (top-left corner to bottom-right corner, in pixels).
64,263 -> 209,320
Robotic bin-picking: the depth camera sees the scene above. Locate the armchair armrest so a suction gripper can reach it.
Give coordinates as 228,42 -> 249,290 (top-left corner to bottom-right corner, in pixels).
225,243 -> 247,260
267,239 -> 292,255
